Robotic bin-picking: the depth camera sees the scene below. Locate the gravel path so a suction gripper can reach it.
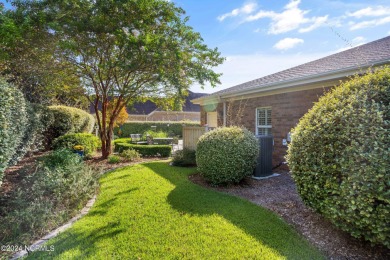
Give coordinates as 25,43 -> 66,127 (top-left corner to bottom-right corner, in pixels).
189,172 -> 390,260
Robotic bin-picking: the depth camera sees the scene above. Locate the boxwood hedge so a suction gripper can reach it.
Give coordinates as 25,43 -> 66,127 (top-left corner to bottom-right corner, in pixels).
0,78 -> 27,183
196,127 -> 259,185
114,121 -> 199,137
115,143 -> 171,157
286,67 -> 390,248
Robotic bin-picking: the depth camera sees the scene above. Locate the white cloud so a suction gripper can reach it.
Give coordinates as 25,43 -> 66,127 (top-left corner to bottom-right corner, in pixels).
347,6 -> 390,18
350,16 -> 390,30
243,0 -> 328,34
299,15 -> 328,33
217,2 -> 257,22
273,38 -> 304,50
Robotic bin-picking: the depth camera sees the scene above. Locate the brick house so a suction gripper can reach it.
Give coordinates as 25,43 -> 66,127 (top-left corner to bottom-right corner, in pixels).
191,36 -> 390,168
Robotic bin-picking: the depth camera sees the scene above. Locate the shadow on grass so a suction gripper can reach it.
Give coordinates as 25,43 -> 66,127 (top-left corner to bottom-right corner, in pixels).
144,162 -> 322,260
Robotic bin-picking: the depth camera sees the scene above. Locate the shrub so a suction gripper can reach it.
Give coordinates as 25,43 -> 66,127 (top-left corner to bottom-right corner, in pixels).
108,155 -> 121,164
46,106 -> 95,143
52,133 -> 101,156
0,78 -> 27,183
40,149 -> 83,170
286,67 -> 390,248
10,103 -> 55,165
196,127 -> 259,185
142,130 -> 168,138
113,137 -> 132,145
114,121 -> 199,138
0,153 -> 99,245
172,148 -> 197,167
120,149 -> 141,162
116,143 -> 172,157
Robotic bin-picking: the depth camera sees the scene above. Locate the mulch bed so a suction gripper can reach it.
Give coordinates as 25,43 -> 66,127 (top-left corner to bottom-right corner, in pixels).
189,172 -> 390,260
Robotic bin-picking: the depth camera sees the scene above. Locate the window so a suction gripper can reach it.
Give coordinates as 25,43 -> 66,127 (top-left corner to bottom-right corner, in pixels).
207,112 -> 218,128
256,107 -> 272,135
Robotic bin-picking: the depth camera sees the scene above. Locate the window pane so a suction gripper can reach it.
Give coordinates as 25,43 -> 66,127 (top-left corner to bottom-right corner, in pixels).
266,109 -> 271,125
257,110 -> 266,126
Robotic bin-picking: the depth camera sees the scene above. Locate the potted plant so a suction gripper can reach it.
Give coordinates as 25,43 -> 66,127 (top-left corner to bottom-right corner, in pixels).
73,145 -> 85,156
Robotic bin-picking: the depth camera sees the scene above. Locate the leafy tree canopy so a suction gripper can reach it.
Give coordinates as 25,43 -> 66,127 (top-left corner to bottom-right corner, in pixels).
8,0 -> 224,157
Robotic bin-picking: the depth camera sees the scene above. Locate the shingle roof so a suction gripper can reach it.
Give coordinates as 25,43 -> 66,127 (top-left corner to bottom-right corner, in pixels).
129,91 -> 207,115
208,36 -> 390,97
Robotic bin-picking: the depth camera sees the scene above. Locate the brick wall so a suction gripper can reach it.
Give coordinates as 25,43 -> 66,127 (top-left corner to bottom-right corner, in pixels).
200,87 -> 332,169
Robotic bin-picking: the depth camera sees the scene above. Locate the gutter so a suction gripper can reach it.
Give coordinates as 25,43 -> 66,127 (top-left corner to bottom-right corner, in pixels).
191,59 -> 390,105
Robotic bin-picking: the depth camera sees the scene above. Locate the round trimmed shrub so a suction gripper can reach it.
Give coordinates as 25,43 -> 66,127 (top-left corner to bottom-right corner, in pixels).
286,67 -> 390,248
46,106 -> 95,143
0,78 -> 27,182
52,133 -> 101,156
196,127 -> 259,185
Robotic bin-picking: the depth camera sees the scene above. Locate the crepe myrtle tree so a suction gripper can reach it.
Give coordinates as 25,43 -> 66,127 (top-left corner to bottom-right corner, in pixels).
13,0 -> 224,158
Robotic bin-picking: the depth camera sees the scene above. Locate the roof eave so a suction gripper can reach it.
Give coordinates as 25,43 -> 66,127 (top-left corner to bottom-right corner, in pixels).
191,59 -> 389,105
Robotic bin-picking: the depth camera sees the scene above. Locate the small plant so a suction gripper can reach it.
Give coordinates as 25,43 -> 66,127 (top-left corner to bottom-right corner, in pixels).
120,149 -> 141,162
73,145 -> 84,151
40,149 -> 83,170
172,148 -> 196,167
142,130 -> 168,138
108,155 -> 122,164
53,133 -> 101,156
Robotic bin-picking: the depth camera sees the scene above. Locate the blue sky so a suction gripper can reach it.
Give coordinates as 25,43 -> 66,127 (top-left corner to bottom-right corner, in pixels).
2,0 -> 390,93
174,0 -> 390,93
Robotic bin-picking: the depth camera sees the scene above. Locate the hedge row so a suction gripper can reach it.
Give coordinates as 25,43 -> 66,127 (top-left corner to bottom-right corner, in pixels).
0,78 -> 27,182
0,78 -> 96,185
114,121 -> 199,137
115,143 -> 171,157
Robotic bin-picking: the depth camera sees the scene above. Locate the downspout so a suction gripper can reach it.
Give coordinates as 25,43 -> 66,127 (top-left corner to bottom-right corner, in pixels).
223,101 -> 227,127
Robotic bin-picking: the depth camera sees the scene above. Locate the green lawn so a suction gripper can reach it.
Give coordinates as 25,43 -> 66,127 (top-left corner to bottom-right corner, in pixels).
28,161 -> 324,259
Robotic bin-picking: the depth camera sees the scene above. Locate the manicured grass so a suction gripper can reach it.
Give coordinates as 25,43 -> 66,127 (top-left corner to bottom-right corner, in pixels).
28,161 -> 324,259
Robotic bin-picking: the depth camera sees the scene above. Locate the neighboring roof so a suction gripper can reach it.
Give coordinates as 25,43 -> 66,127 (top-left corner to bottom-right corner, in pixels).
193,36 -> 390,104
129,91 -> 207,115
89,91 -> 207,115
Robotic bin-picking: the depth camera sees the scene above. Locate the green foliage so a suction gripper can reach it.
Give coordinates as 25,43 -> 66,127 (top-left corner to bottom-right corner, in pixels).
286,67 -> 390,248
52,133 -> 101,156
0,152 -> 99,246
0,4 -> 87,106
107,155 -> 121,164
143,130 -> 168,138
47,106 -> 95,143
0,77 -> 27,183
120,149 -> 141,162
196,127 -> 259,185
113,137 -> 132,145
40,149 -> 83,170
116,143 -> 172,157
10,103 -> 55,165
172,148 -> 197,167
115,121 -> 199,138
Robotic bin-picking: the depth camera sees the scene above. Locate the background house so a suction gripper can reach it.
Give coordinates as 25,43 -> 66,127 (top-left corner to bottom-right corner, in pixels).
127,91 -> 206,122
90,91 -> 206,122
192,36 -> 390,168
